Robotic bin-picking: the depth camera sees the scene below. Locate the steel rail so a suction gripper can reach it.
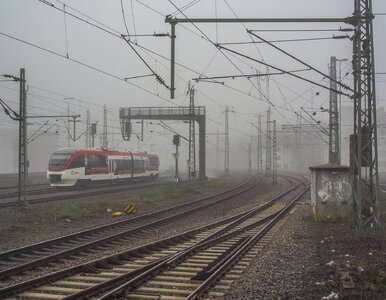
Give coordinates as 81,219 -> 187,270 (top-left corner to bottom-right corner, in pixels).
0,177 -> 302,299
186,185 -> 309,299
0,176 -> 256,280
0,175 -> 174,207
97,182 -> 307,300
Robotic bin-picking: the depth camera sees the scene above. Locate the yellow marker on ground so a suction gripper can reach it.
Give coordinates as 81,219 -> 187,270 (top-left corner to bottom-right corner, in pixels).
112,212 -> 123,217
125,204 -> 137,214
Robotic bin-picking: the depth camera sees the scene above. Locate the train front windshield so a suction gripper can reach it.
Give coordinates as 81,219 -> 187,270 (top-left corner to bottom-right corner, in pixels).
49,152 -> 73,170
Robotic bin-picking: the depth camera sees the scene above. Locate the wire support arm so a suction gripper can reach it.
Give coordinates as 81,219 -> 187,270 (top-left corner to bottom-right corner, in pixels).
247,30 -> 353,92
217,45 -> 352,98
192,68 -> 310,82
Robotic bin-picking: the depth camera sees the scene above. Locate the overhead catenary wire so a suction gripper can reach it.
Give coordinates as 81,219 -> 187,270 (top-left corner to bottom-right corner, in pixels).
7,0 -> 340,146
0,31 -> 173,104
217,44 -> 352,98
130,0 -> 138,42
37,0 -> 169,90
247,30 -> 353,92
0,98 -> 20,120
167,0 -> 281,112
120,0 -> 131,36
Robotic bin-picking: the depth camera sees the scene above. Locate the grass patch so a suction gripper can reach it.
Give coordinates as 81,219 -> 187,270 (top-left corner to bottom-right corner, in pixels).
0,223 -> 26,236
54,203 -> 91,220
200,179 -> 225,189
129,183 -> 201,205
94,198 -> 127,212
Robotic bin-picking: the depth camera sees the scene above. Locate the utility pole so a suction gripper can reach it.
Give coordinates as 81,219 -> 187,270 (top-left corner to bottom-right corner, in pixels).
352,0 -> 380,228
296,112 -> 302,145
173,134 -> 180,182
64,97 -> 73,148
91,122 -> 97,148
337,58 -> 348,163
86,110 -> 90,148
224,106 -> 234,176
102,105 -> 108,149
329,56 -> 340,164
257,113 -> 263,175
272,120 -> 278,184
248,139 -> 252,174
188,84 -> 196,180
216,129 -> 220,172
265,106 -> 272,175
18,68 -> 27,207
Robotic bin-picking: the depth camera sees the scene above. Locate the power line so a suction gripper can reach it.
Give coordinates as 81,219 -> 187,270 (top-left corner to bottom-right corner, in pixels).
37,0 -> 169,89
247,30 -> 353,92
120,0 -> 131,36
0,31 -> 173,103
217,44 -> 352,97
0,98 -> 20,120
167,0 -> 279,111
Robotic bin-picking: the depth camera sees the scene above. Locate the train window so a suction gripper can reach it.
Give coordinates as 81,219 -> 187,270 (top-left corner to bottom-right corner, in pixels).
69,156 -> 85,169
86,155 -> 107,168
149,156 -> 159,166
133,159 -> 145,173
49,153 -> 73,170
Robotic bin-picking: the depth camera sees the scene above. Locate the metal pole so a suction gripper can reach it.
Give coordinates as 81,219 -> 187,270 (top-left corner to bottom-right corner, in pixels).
265,106 -> 272,175
258,114 -> 262,174
337,58 -> 348,164
224,107 -> 230,176
18,68 -> 27,207
248,140 -> 252,173
216,129 -> 220,172
86,110 -> 90,148
165,17 -> 352,24
352,0 -> 380,228
170,22 -> 176,99
175,143 -> 179,182
329,56 -> 340,164
188,86 -> 196,180
103,105 -> 108,148
66,98 -> 70,147
272,120 -> 278,184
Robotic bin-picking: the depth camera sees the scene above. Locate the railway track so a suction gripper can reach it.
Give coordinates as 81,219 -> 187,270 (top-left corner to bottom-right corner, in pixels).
0,177 -> 307,300
0,176 -> 173,208
0,175 -> 257,282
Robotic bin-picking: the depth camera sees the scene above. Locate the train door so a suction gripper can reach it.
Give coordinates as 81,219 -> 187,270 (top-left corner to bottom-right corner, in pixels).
108,158 -> 115,179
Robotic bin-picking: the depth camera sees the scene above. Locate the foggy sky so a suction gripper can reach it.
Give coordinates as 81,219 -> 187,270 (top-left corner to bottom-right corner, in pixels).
0,0 -> 385,173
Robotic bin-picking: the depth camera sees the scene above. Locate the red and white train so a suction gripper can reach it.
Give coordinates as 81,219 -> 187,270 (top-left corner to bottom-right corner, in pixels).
47,148 -> 159,187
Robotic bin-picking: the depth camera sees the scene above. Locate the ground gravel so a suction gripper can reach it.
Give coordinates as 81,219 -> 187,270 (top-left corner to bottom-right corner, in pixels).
224,197 -> 386,300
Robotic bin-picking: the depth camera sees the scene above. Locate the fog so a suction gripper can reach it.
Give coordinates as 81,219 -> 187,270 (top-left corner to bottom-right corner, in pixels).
0,0 -> 385,175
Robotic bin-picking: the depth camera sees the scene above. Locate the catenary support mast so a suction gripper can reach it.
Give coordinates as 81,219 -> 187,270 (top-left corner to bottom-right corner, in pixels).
352,0 -> 380,228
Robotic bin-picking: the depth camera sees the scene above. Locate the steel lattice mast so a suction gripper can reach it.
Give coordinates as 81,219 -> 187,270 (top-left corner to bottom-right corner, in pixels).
18,68 -> 27,206
352,0 -> 380,228
329,56 -> 340,164
86,110 -> 90,148
188,86 -> 196,180
272,120 -> 277,184
224,106 -> 230,176
257,113 -> 263,174
265,106 -> 272,175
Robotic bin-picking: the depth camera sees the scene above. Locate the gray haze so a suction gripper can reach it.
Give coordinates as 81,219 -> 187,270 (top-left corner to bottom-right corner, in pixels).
0,0 -> 385,175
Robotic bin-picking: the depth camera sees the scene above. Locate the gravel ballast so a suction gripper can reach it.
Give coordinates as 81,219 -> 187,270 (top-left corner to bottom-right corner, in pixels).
224,199 -> 386,300
0,175 -> 290,288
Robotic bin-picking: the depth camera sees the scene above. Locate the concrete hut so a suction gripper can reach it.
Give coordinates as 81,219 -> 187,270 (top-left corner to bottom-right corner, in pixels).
309,163 -> 352,221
